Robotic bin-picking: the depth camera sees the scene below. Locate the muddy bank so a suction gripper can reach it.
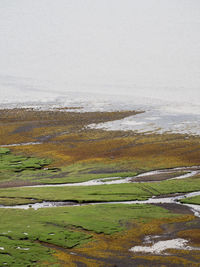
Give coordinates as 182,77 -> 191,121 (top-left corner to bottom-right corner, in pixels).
0,181 -> 41,188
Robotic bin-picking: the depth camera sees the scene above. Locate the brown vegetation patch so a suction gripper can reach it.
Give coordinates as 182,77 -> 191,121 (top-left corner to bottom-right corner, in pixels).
178,229 -> 200,247
1,109 -> 200,172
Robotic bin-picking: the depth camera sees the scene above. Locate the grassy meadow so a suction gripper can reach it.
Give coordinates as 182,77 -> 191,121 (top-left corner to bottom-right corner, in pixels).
0,204 -> 182,266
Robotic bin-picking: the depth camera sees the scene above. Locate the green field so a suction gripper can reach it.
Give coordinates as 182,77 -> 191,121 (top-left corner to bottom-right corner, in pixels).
0,177 -> 199,206
0,148 -> 51,183
180,195 -> 200,205
0,204 -> 178,266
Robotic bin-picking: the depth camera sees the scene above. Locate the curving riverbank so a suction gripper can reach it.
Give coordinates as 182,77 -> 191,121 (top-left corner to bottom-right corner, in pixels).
18,165 -> 200,188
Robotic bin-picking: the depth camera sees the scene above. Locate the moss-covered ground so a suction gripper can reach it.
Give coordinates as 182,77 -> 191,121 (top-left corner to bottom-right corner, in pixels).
0,148 -> 51,184
0,204 -> 180,266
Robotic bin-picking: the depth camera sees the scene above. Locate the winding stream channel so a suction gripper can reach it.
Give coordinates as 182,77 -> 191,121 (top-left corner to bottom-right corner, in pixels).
23,165 -> 200,188
0,166 -> 200,216
1,191 -> 200,215
1,165 -> 200,256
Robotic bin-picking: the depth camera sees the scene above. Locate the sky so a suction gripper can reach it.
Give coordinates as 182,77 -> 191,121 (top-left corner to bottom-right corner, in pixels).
0,0 -> 200,103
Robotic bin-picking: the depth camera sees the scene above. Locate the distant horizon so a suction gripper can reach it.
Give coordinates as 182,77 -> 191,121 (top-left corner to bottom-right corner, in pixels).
0,0 -> 200,105
1,75 -> 200,108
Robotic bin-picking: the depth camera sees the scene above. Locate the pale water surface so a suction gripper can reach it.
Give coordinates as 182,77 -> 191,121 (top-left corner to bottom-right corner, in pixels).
0,0 -> 200,134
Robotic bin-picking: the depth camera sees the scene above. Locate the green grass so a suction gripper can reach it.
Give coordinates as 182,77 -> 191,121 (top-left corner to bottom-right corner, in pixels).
0,183 -> 150,204
180,195 -> 200,205
0,203 -> 177,266
0,152 -> 140,184
0,149 -> 51,176
0,197 -> 41,206
0,148 -> 10,155
0,177 -> 200,205
143,177 -> 200,195
0,236 -> 54,267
